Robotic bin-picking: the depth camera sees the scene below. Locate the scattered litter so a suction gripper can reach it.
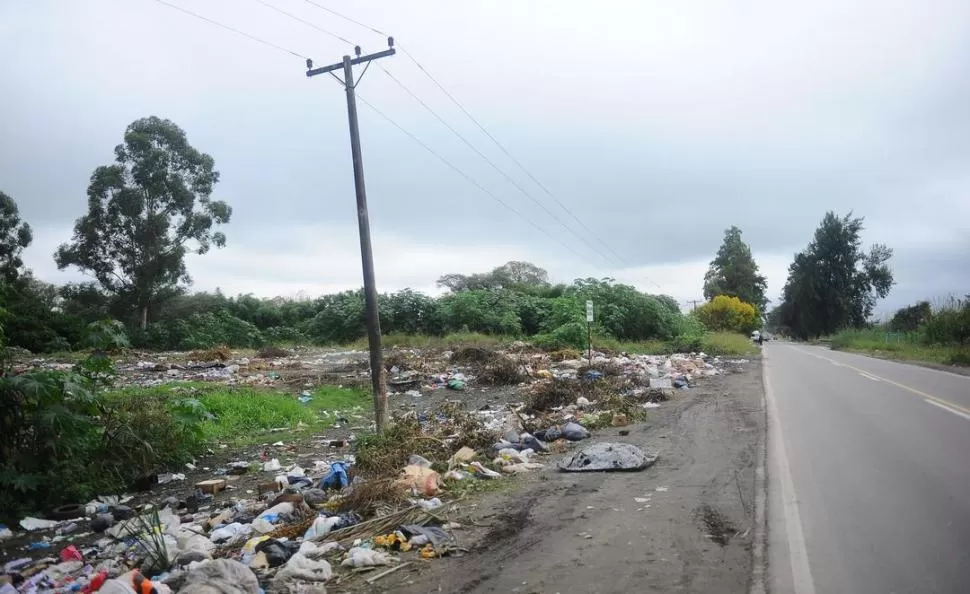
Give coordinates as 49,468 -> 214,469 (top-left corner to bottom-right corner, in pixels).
320,461 -> 350,490
157,472 -> 186,484
398,465 -> 441,496
561,422 -> 590,441
466,461 -> 502,479
263,458 -> 282,472
20,517 -> 60,531
341,546 -> 397,568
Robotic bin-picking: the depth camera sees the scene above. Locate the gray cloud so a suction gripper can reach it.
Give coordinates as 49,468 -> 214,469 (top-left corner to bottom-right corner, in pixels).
2,0 -> 968,311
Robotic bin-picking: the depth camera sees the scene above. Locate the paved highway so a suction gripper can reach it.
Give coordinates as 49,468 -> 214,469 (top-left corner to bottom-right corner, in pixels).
765,343 -> 970,594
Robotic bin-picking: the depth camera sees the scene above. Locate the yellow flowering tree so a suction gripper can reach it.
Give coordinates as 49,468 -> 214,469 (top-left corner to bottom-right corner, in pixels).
696,295 -> 759,333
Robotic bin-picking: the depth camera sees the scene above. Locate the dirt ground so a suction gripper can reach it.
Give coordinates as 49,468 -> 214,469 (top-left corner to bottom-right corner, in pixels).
351,358 -> 765,594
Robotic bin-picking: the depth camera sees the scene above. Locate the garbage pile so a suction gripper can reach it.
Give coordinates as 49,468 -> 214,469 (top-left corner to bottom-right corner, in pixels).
0,395 -> 570,594
0,453 -> 480,594
1,345 -> 741,593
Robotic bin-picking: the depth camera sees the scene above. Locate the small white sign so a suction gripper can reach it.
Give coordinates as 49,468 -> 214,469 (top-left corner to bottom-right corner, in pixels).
586,300 -> 594,322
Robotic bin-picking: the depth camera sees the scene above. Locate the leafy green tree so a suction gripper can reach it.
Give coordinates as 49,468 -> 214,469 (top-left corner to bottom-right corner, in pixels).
437,261 -> 549,292
776,212 -> 893,339
0,192 -> 32,281
703,226 -> 768,311
890,301 -> 931,333
55,117 -> 231,329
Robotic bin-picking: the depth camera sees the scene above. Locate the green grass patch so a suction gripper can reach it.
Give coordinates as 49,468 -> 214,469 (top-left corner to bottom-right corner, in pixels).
699,332 -> 758,356
115,382 -> 368,444
594,332 -> 756,356
830,329 -> 969,366
444,474 -> 516,500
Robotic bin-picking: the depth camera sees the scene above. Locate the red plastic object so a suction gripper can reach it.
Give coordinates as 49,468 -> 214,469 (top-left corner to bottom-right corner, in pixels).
59,545 -> 83,562
83,571 -> 108,594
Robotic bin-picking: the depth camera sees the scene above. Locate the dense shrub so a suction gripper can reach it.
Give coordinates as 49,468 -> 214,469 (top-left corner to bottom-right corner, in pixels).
0,321 -> 206,520
921,298 -> 970,346
438,289 -> 522,336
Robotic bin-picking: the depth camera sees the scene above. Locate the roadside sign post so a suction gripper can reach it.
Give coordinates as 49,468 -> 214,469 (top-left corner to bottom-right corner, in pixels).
586,300 -> 594,362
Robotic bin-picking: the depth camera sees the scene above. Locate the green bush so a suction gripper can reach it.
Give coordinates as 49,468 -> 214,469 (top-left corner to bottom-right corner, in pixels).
439,289 -> 522,336
263,325 -> 310,345
0,324 -> 207,520
533,321 -> 588,351
177,310 -> 264,349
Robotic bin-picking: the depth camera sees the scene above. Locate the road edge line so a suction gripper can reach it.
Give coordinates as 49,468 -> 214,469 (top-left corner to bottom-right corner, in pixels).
749,352 -> 769,594
765,347 -> 817,594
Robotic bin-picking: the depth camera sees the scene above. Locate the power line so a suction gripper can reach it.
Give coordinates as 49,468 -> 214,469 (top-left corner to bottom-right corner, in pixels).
150,0 -> 308,59
299,1 -> 661,287
303,0 -> 388,37
262,1 -> 613,269
356,95 -> 601,268
398,47 -> 631,265
378,65 -> 617,266
251,0 -> 354,46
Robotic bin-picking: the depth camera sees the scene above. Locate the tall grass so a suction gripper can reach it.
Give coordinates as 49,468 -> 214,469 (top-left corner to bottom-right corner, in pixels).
830,328 -> 969,365
595,332 -> 756,356
700,332 -> 759,356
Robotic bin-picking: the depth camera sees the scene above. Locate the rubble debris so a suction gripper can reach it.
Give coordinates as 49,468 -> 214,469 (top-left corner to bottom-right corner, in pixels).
559,443 -> 658,472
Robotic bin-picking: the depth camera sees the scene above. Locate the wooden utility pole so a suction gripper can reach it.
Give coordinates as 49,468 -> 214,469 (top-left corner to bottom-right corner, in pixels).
306,39 -> 396,432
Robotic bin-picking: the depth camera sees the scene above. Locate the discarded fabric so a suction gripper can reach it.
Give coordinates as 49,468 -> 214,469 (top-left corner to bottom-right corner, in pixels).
559,442 -> 658,472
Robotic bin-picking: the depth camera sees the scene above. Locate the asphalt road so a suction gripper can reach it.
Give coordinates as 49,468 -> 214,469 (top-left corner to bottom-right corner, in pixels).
765,343 -> 970,594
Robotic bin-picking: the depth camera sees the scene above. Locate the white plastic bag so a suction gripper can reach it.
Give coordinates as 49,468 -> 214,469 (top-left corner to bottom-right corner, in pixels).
340,546 -> 396,568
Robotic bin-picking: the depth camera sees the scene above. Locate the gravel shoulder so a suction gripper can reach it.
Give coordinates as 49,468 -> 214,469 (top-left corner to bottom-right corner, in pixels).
362,357 -> 765,593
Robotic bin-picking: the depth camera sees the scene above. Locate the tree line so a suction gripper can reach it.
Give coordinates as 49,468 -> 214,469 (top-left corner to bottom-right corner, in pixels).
11,114 -> 958,356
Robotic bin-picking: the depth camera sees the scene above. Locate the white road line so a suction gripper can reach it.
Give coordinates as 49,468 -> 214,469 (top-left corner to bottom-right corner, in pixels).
924,398 -> 970,421
858,371 -> 881,382
764,353 -> 817,594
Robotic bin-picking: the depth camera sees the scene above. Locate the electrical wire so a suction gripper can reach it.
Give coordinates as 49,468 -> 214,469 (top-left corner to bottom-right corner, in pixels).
258,0 -> 614,269
150,0 -> 308,59
356,95 -> 602,268
303,0 -> 388,37
251,0 -> 355,46
146,0 -> 606,274
378,65 -> 617,266
298,1 -> 663,288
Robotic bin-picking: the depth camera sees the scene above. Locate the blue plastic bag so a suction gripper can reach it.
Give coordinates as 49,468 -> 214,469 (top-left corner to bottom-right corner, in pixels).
319,462 -> 350,490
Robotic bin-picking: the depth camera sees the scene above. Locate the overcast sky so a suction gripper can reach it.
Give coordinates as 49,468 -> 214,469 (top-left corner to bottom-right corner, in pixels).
2,0 -> 968,315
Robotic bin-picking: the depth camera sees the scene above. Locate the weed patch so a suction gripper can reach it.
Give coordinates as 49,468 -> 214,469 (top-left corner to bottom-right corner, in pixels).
188,345 -> 231,361
700,332 -> 758,356
477,356 -> 526,386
